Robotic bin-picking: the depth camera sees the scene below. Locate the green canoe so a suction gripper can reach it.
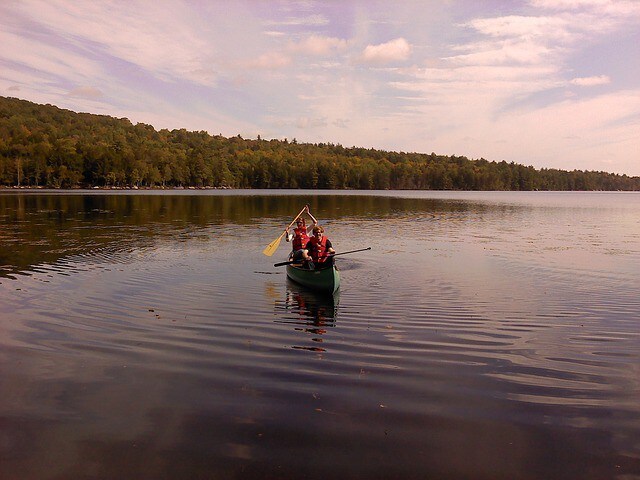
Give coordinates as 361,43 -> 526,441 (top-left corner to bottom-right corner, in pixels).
285,263 -> 341,294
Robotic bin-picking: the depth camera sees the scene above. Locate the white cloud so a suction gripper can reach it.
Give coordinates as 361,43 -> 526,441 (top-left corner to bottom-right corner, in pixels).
531,0 -> 640,23
450,14 -> 578,74
461,5 -> 640,62
244,52 -> 292,70
446,39 -> 556,66
0,28 -> 104,83
465,15 -> 571,40
570,75 -> 611,86
531,0 -> 610,9
531,0 -> 640,15
8,0 -> 218,86
359,38 -> 411,65
289,35 -> 348,56
266,14 -> 329,27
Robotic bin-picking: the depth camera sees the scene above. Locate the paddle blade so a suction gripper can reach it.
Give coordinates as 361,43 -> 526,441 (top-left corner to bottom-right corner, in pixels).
262,234 -> 284,256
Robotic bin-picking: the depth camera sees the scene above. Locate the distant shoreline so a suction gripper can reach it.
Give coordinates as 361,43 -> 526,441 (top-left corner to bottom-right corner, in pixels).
0,185 -> 235,191
1,185 -> 637,193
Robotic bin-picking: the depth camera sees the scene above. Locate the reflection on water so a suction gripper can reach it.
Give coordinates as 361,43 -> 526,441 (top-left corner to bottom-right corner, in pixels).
1,191 -> 521,280
1,190 -> 640,479
0,193 -> 271,279
274,281 -> 339,352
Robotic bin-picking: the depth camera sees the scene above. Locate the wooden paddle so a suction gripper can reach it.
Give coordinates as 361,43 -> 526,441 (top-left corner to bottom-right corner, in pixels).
273,247 -> 371,267
262,206 -> 307,256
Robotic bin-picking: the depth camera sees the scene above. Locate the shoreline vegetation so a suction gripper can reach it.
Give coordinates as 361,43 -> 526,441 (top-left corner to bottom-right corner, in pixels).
2,185 -> 639,192
0,185 -> 233,190
2,96 -> 639,191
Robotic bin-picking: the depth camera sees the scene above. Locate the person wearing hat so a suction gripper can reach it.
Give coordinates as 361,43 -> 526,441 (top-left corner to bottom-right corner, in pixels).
285,205 -> 318,263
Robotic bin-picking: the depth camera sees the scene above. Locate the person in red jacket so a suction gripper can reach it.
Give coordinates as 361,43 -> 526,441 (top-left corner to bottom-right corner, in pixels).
302,225 -> 336,270
285,206 -> 318,262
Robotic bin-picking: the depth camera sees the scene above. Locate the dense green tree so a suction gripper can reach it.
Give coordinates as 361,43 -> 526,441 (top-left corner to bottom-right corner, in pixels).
1,96 -> 638,191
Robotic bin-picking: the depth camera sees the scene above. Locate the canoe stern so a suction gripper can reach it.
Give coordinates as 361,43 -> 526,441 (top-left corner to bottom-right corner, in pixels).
286,264 -> 340,294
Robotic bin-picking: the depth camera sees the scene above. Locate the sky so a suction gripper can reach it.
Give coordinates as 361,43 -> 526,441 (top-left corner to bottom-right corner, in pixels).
1,0 -> 639,175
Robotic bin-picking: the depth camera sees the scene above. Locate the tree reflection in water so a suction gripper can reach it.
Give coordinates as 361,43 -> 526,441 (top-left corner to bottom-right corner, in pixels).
274,280 -> 340,352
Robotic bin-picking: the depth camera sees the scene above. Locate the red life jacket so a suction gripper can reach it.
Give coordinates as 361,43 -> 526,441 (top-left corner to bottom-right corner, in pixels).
292,226 -> 309,251
307,235 -> 329,263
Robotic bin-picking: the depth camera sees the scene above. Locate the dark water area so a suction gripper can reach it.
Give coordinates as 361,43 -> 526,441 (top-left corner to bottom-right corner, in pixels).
1,190 -> 639,480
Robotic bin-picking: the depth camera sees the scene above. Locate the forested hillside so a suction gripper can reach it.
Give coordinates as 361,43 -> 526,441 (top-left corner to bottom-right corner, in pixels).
1,96 -> 638,190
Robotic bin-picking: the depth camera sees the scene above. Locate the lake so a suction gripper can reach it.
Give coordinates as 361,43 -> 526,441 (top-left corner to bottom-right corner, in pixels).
1,190 -> 639,480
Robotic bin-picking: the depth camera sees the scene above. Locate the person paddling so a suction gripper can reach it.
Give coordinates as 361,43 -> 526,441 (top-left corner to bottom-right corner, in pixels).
302,225 -> 335,270
285,205 -> 318,262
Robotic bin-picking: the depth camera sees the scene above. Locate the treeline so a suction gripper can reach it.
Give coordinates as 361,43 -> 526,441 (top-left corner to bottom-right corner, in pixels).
1,96 -> 638,190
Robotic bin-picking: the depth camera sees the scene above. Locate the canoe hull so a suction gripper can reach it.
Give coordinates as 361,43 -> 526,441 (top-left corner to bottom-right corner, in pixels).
286,264 -> 341,294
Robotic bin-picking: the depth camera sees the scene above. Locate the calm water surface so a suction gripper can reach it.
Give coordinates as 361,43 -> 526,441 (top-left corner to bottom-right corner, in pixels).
1,190 -> 639,479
